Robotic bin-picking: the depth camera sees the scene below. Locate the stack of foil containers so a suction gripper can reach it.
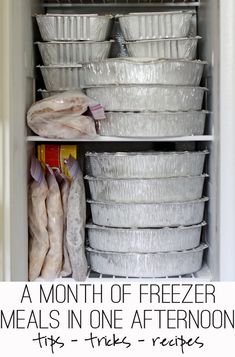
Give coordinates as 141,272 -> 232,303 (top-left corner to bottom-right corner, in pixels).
86,151 -> 208,277
82,10 -> 208,138
35,13 -> 113,94
85,11 -> 209,277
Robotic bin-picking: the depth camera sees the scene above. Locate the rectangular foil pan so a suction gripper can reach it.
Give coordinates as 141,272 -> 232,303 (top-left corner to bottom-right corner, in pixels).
88,198 -> 208,228
97,111 -> 207,137
85,175 -> 207,203
85,85 -> 207,111
125,37 -> 200,60
36,41 -> 113,65
117,11 -> 194,40
85,151 -> 208,178
38,65 -> 82,91
81,59 -> 205,86
36,14 -> 113,41
87,243 -> 207,277
86,222 -> 206,253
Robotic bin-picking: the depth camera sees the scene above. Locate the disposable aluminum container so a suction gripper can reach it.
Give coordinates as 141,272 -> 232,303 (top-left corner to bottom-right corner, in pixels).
88,198 -> 208,228
36,14 -> 113,41
87,222 -> 206,253
38,65 -> 82,91
87,244 -> 207,277
85,175 -> 207,203
85,151 -> 208,178
117,11 -> 194,40
36,41 -> 113,65
81,59 -> 205,86
97,111 -> 207,137
125,37 -> 200,60
85,85 -> 207,112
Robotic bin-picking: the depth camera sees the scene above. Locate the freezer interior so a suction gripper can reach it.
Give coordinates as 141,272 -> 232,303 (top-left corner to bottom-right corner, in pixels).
3,0 -> 232,281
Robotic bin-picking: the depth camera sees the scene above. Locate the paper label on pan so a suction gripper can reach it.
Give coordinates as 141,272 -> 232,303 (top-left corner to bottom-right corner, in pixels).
89,104 -> 106,120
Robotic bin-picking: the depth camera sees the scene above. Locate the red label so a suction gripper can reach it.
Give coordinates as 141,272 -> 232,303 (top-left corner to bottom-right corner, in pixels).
44,145 -> 61,171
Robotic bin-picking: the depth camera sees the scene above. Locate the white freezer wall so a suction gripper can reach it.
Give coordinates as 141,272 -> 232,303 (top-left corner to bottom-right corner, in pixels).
0,0 -> 235,280
199,0 -> 235,280
197,0 -> 220,280
0,0 -> 43,281
218,0 -> 235,280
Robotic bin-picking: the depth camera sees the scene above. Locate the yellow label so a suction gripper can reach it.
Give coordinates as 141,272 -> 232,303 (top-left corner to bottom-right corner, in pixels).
60,145 -> 77,179
37,144 -> 77,179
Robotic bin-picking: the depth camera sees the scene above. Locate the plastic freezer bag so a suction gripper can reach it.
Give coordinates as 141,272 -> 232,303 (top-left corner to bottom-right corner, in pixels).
41,167 -> 64,280
56,172 -> 72,277
28,157 -> 49,281
27,90 -> 97,139
66,157 -> 88,281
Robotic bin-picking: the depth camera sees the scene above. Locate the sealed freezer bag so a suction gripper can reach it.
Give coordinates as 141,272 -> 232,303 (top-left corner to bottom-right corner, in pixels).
66,157 -> 88,281
41,167 -> 64,280
56,172 -> 72,277
28,157 -> 49,281
27,90 -> 97,139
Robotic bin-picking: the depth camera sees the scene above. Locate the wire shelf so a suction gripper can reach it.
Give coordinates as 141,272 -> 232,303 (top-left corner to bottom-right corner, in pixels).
86,263 -> 212,281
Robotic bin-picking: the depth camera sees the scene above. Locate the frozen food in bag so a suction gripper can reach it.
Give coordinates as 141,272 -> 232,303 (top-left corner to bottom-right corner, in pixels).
56,172 -> 72,277
28,157 -> 49,281
27,90 -> 98,139
41,166 -> 64,280
66,157 -> 88,281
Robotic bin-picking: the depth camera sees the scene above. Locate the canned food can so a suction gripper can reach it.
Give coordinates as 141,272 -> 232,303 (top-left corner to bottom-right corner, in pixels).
37,144 -> 77,179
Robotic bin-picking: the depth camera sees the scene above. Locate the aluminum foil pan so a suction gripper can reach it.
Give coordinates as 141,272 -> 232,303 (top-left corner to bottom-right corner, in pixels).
85,85 -> 207,112
36,41 -> 113,65
36,14 -> 113,41
117,11 -> 194,40
38,65 -> 82,91
85,175 -> 207,203
81,59 -> 205,86
125,37 -> 200,60
85,151 -> 208,178
87,244 -> 207,277
97,111 -> 207,137
88,198 -> 208,228
87,222 -> 206,253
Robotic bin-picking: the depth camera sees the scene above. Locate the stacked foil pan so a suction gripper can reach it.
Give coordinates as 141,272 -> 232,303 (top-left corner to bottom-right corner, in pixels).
86,151 -> 209,277
81,58 -> 206,86
35,14 -> 113,91
117,11 -> 195,40
81,10 -> 207,138
85,12 -> 208,277
35,11 -> 209,278
124,37 -> 200,60
117,11 -> 199,59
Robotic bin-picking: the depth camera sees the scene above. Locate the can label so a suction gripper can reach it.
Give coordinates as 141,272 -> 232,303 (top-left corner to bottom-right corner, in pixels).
37,144 -> 77,179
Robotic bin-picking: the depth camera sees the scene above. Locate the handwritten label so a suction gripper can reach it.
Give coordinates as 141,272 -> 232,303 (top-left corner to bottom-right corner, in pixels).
88,104 -> 106,120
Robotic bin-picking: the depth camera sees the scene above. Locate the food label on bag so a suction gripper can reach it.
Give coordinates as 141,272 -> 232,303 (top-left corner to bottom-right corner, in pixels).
88,104 -> 106,120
